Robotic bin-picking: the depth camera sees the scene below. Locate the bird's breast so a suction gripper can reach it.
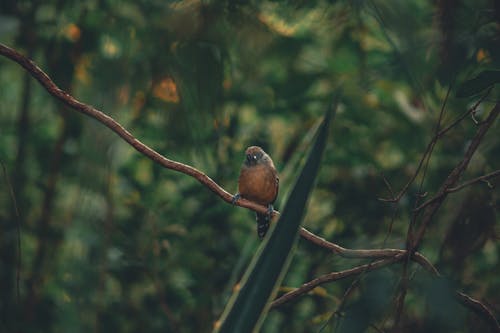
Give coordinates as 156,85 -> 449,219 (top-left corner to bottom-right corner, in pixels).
238,164 -> 278,205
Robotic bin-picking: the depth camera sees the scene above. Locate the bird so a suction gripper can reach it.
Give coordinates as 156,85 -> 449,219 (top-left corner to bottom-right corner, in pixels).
234,146 -> 279,239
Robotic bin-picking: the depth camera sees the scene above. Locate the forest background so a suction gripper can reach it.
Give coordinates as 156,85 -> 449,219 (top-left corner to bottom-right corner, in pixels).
0,1 -> 499,332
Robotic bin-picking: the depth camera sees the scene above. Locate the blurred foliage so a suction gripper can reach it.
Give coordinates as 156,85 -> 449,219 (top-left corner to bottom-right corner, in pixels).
0,0 -> 499,332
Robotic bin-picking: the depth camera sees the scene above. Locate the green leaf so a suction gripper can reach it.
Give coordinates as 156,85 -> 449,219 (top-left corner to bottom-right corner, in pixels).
456,70 -> 500,97
215,95 -> 338,333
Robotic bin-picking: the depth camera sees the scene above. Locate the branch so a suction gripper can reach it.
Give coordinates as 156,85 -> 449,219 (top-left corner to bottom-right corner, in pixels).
421,261 -> 500,333
379,88 -> 491,203
436,87 -> 492,138
292,229 -> 499,331
0,42 -> 272,217
0,41 -> 440,301
414,169 -> 500,211
447,169 -> 499,192
270,254 -> 405,308
299,227 -> 437,274
456,292 -> 500,333
412,102 -> 500,248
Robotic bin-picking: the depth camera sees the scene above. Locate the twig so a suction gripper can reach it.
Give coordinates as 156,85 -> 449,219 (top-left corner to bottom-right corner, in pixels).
420,261 -> 500,333
414,169 -> 500,211
412,102 -> 500,248
436,88 -> 492,138
378,138 -> 434,203
455,292 -> 500,333
294,230 -> 498,332
380,172 -> 398,245
379,87 -> 492,203
300,227 -> 400,258
395,83 -> 451,328
299,227 -> 437,274
0,42 -> 272,217
320,278 -> 361,332
447,170 -> 498,192
270,255 -> 405,308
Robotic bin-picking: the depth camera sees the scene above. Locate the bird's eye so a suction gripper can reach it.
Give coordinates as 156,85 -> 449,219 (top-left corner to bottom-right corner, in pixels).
246,152 -> 260,164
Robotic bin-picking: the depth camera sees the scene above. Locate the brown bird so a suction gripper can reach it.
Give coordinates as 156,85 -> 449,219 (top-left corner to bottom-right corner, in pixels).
234,146 -> 279,239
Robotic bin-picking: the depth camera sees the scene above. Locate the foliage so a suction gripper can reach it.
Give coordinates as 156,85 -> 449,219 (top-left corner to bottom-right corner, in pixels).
0,0 -> 499,332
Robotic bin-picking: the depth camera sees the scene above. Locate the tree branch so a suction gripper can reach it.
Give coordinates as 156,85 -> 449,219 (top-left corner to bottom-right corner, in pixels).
412,102 -> 500,249
414,169 -> 500,211
299,227 -> 437,274
270,254 -> 405,308
285,230 -> 500,331
379,88 -> 492,203
455,292 -> 500,333
0,42 -> 272,217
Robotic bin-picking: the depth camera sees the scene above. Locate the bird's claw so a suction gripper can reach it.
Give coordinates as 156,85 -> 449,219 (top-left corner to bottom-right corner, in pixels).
266,204 -> 274,219
231,193 -> 241,205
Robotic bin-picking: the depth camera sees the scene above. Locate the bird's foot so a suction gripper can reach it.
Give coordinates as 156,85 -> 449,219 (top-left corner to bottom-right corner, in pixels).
231,193 -> 241,205
266,204 -> 274,219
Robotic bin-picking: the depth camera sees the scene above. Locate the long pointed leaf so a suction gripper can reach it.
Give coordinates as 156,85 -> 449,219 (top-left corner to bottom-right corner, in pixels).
215,96 -> 338,333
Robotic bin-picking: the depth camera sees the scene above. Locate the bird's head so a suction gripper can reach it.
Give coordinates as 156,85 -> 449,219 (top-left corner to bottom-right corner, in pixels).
244,146 -> 266,166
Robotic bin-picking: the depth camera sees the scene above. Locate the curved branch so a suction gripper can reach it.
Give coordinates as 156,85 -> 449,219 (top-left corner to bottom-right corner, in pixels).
456,292 -> 500,333
276,232 -> 499,332
414,169 -> 500,211
270,254 -> 405,308
0,42 -> 272,217
299,227 -> 437,274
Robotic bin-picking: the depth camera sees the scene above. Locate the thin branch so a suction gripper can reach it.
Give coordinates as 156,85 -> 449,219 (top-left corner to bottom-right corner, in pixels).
447,169 -> 499,192
421,261 -> 500,333
455,292 -> 500,333
408,103 -> 500,331
299,227 -> 437,274
414,169 -> 500,211
412,102 -> 500,248
380,172 -> 395,199
270,255 -> 405,308
436,87 -> 492,139
0,42 -> 272,217
379,87 -> 492,203
395,83 -> 450,329
380,172 -> 398,245
295,229 -> 498,331
423,259 -> 500,332
378,138 -> 434,203
321,278 -> 361,332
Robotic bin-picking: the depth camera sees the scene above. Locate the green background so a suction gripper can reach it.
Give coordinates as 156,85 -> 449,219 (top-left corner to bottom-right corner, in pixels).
0,1 -> 499,332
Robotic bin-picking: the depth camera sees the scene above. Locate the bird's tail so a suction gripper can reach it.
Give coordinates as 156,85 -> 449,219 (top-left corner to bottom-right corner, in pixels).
256,213 -> 270,239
